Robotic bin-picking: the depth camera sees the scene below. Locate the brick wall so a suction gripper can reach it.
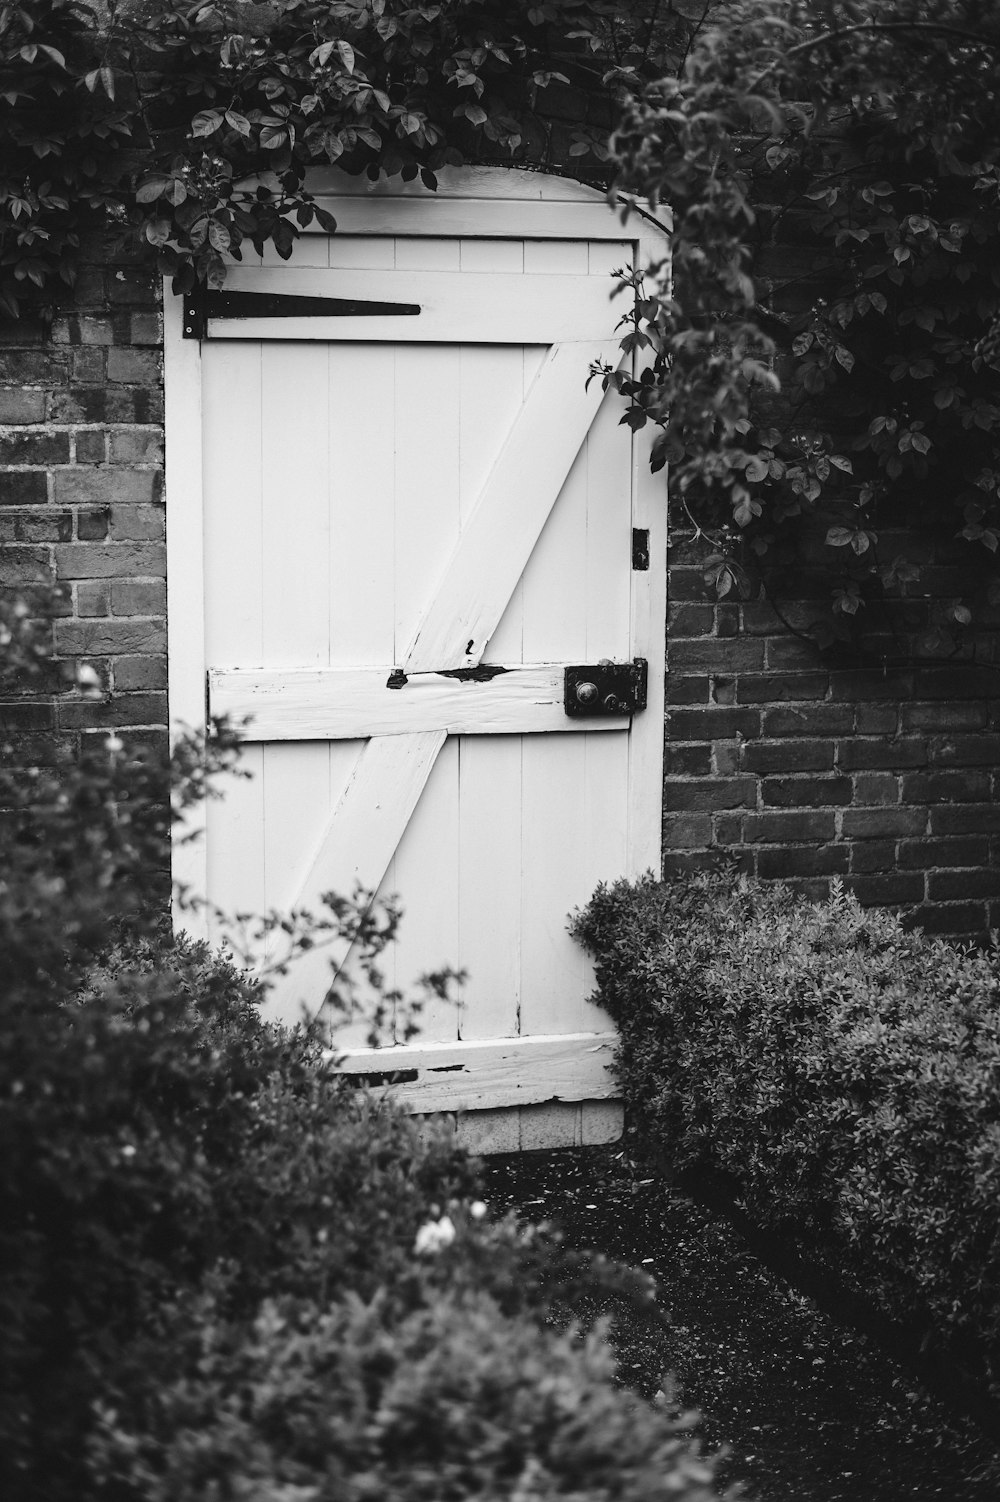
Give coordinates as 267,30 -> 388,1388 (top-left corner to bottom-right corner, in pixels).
664,537 -> 1000,939
0,239 -> 166,769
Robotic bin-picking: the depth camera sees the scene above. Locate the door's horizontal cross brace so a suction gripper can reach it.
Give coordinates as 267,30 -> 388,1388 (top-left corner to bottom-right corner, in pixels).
209,663 -> 630,741
182,289 -> 420,337
197,268 -> 622,343
334,1031 -> 618,1114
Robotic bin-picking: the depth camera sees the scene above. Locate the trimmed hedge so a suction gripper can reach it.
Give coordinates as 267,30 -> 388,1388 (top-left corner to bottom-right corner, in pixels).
572,872 -> 1000,1389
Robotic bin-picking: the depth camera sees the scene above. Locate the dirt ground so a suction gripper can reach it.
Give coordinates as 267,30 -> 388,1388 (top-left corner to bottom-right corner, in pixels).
483,1143 -> 1000,1502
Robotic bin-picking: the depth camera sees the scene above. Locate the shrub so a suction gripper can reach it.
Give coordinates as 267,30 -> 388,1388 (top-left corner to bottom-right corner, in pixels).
2,592 -> 726,1502
572,871 -> 1000,1384
89,1288 -> 723,1502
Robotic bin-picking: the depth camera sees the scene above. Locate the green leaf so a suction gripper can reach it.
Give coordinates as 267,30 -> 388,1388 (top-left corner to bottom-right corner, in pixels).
192,110 -> 223,139
337,39 -> 356,74
135,176 -> 172,204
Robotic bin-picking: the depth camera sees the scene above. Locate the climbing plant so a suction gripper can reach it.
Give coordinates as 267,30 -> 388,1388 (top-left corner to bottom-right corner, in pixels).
606,0 -> 1000,649
0,0 -> 701,312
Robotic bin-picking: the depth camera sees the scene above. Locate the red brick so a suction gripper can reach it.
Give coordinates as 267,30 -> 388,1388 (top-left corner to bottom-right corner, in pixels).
108,428 -> 164,465
74,431 -> 107,464
850,840 -> 897,873
897,837 -> 991,869
664,744 -> 712,776
928,868 -> 1000,901
670,638 -> 766,671
109,504 -> 165,541
0,546 -> 52,583
0,351 -> 66,382
668,707 -> 761,739
130,312 -> 162,346
76,509 -> 109,541
742,739 -> 835,773
930,735 -> 1000,767
837,738 -> 929,770
668,567 -> 722,603
0,432 -> 70,464
111,579 -> 166,615
0,472 -> 48,506
53,617 -> 166,656
764,635 -> 824,670
908,903 -> 987,936
758,845 -> 849,877
666,675 -> 710,704
112,655 -> 167,691
713,741 -> 741,775
841,807 -> 928,839
912,666 -> 994,700
847,872 -> 925,905
901,770 -> 991,803
9,511 -> 73,543
53,469 -> 160,507
851,773 -> 899,805
54,543 -> 165,580
661,813 -> 712,848
69,348 -> 105,382
58,692 -> 168,730
51,314 -> 116,346
77,579 -> 111,617
930,803 -> 1000,835
901,701 -> 989,732
763,704 -> 853,737
736,672 -> 829,703
742,810 -> 837,842
829,669 -> 914,702
665,777 -> 758,812
0,390 -> 46,423
106,348 -> 161,385
854,704 -> 899,734
763,776 -> 852,808
668,603 -> 714,635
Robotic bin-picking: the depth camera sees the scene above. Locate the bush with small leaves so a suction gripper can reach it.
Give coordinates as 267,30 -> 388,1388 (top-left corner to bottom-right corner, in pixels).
2,591 -> 725,1502
573,870 -> 1000,1389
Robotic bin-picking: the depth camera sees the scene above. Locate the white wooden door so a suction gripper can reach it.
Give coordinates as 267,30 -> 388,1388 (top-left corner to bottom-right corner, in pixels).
166,169 -> 667,1148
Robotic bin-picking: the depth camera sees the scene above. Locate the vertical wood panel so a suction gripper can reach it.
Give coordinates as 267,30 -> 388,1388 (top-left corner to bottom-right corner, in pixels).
202,343 -> 263,664
458,735 -> 522,1041
260,342 -> 331,667
380,737 -> 461,1043
585,387 -> 633,661
518,733 -> 589,1035
328,344 -> 396,666
393,342 -> 461,661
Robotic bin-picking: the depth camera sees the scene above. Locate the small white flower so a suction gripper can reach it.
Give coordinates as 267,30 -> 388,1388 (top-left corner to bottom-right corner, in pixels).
106,734 -> 124,754
469,1200 -> 487,1220
121,1145 -> 136,1159
413,1215 -> 456,1255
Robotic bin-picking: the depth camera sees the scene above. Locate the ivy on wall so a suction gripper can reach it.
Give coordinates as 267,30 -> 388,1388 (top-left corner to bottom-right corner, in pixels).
0,0 -> 699,309
607,0 -> 1000,651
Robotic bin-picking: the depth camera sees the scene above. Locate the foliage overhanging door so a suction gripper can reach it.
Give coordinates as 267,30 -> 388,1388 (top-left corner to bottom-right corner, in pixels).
173,173 -> 666,1116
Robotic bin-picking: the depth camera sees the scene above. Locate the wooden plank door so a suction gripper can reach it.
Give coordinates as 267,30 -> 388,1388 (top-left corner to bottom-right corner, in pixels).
166,169 -> 668,1150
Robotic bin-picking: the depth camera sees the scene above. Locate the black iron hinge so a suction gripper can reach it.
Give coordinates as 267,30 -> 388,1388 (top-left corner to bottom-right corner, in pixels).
182,289 -> 421,338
